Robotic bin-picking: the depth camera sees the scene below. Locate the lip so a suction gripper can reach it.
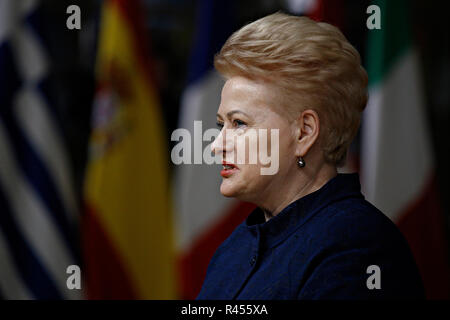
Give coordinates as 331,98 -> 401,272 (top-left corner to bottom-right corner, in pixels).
222,161 -> 238,168
221,161 -> 238,177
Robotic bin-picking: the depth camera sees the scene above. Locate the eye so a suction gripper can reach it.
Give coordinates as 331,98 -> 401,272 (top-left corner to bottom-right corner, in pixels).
232,119 -> 246,128
216,121 -> 224,129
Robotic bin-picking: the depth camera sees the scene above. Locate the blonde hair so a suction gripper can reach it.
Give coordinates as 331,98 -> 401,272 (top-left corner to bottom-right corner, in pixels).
214,12 -> 368,166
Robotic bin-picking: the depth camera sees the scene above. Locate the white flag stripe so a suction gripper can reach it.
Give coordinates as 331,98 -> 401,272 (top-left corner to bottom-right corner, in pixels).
0,230 -> 33,300
10,23 -> 48,85
174,71 -> 237,251
0,121 -> 80,299
285,0 -> 318,15
362,49 -> 433,220
0,0 -> 37,44
0,0 -> 14,43
14,87 -> 79,223
17,0 -> 38,17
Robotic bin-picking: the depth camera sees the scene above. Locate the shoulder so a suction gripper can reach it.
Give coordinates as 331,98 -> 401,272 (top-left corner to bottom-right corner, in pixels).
303,196 -> 407,250
296,196 -> 419,270
293,197 -> 425,299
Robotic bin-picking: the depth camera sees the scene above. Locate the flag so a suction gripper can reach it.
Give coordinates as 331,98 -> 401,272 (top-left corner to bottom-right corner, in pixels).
361,0 -> 450,299
285,0 -> 345,27
173,0 -> 256,299
0,0 -> 81,299
285,0 -> 324,20
83,0 -> 176,299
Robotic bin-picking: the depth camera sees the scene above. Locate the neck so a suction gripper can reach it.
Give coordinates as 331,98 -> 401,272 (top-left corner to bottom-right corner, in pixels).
261,162 -> 337,222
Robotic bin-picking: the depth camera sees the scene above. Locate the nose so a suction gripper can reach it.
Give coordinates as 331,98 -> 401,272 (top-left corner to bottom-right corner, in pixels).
211,127 -> 232,156
211,128 -> 224,156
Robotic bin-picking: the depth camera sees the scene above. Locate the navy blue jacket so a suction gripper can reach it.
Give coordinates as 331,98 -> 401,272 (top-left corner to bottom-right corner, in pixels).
197,173 -> 425,299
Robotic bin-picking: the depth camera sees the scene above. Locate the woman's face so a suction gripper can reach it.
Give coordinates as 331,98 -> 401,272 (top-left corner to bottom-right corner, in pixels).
212,76 -> 298,204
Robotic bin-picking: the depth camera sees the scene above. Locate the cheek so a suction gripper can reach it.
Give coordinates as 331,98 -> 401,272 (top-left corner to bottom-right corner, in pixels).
234,164 -> 264,190
276,137 -> 295,174
266,124 -> 292,154
233,130 -> 281,165
277,123 -> 296,152
232,164 -> 270,198
234,133 -> 258,165
265,126 -> 295,177
279,135 -> 295,159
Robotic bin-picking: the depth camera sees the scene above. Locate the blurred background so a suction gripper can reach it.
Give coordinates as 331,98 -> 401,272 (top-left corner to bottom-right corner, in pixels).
0,0 -> 449,299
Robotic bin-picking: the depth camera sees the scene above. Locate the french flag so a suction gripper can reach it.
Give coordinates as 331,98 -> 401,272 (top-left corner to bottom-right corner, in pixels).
173,0 -> 256,299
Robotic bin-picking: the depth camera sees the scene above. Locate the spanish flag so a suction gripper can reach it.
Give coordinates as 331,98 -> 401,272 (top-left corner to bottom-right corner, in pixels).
83,0 -> 176,299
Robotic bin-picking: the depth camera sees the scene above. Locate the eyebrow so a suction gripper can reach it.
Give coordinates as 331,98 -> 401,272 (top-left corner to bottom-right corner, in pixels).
216,110 -> 250,119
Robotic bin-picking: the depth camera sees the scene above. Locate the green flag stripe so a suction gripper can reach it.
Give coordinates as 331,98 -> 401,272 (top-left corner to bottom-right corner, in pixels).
366,0 -> 412,86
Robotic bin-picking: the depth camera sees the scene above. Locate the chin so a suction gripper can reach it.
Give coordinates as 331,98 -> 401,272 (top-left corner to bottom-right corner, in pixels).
220,181 -> 255,204
220,180 -> 244,198
220,183 -> 237,198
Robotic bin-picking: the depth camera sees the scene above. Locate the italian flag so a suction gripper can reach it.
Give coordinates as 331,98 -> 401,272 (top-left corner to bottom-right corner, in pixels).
361,0 -> 449,298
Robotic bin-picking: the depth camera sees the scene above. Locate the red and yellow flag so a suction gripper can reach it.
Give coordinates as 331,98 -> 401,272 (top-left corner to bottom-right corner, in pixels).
83,0 -> 176,299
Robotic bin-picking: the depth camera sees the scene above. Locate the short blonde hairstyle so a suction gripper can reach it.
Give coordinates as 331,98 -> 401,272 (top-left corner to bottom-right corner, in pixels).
214,12 -> 368,166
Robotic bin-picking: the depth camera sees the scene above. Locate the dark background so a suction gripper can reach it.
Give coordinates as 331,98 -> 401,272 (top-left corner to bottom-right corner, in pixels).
38,0 -> 450,243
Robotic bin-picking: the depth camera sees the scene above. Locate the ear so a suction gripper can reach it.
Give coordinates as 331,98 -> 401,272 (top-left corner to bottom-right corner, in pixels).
294,109 -> 320,157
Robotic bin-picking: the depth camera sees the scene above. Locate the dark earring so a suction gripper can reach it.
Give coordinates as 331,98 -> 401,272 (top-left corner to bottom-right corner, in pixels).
297,156 -> 305,168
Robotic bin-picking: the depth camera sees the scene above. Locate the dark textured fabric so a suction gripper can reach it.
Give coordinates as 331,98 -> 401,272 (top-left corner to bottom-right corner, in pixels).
197,173 -> 425,300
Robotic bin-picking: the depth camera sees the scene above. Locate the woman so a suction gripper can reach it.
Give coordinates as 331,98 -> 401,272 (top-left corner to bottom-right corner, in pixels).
197,12 -> 424,299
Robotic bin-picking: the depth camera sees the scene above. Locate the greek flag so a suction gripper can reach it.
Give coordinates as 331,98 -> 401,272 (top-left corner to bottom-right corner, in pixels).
0,0 -> 81,299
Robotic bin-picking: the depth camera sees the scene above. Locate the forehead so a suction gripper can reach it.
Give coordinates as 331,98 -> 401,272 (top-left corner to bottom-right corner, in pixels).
218,76 -> 278,114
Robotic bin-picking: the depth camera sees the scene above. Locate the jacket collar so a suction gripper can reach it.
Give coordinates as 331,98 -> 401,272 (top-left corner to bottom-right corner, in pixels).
244,173 -> 364,250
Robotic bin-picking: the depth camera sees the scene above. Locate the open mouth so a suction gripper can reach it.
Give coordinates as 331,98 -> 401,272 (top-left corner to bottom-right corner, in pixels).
221,162 -> 238,177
